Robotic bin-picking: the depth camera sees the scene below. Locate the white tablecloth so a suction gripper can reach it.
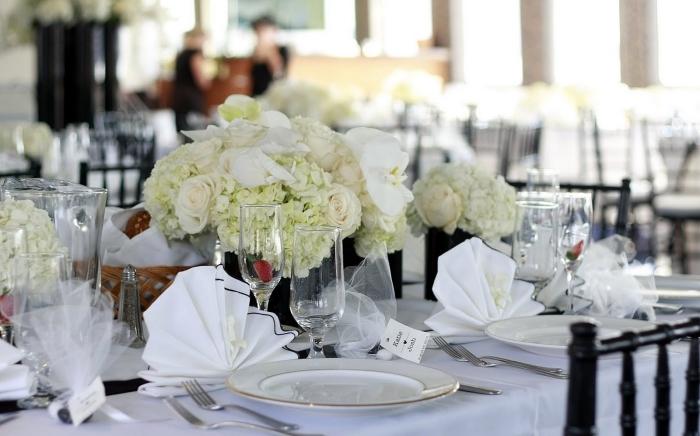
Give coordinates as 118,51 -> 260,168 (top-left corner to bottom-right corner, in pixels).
3,299 -> 695,436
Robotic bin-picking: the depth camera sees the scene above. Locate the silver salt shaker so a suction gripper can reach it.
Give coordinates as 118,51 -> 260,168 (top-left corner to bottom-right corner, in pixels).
118,265 -> 147,348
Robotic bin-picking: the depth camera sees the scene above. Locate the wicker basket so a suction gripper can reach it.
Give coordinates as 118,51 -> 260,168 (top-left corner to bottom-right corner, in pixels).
101,209 -> 194,310
102,265 -> 192,310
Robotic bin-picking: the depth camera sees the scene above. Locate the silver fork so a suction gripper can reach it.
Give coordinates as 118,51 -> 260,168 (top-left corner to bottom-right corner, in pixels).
182,379 -> 299,431
434,337 -> 568,378
434,336 -> 489,366
165,397 -> 323,435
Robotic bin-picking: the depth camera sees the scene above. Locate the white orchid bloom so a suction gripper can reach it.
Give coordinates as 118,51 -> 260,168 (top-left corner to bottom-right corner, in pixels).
345,127 -> 413,216
258,110 -> 292,128
218,147 -> 295,188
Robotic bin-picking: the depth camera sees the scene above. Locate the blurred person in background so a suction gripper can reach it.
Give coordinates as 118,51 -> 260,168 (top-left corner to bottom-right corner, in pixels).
251,16 -> 289,96
172,28 -> 210,133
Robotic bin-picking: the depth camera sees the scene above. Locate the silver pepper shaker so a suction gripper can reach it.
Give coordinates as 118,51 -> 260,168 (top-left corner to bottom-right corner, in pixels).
118,265 -> 147,348
211,238 -> 224,266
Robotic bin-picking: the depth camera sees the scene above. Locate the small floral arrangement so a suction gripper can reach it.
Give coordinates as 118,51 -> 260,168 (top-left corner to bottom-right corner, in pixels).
144,95 -> 412,276
0,199 -> 63,296
407,163 -> 517,240
383,69 -> 443,105
258,80 -> 358,126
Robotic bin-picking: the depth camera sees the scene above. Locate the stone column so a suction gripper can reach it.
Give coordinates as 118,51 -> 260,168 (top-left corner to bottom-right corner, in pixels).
619,0 -> 659,87
520,0 -> 553,84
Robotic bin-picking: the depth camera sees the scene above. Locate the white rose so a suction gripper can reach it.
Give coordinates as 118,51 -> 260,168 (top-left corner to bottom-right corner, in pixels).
175,175 -> 219,234
218,95 -> 261,122
334,151 -> 364,194
292,117 -> 342,171
218,147 -> 294,188
326,185 -> 362,237
415,183 -> 462,234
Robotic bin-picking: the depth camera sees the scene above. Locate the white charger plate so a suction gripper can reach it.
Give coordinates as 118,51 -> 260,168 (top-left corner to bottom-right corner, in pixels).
227,358 -> 458,410
485,315 -> 654,358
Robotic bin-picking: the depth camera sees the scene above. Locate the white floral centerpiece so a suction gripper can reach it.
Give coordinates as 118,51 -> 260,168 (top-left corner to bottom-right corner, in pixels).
144,95 -> 412,276
258,80 -> 358,126
407,162 -> 517,240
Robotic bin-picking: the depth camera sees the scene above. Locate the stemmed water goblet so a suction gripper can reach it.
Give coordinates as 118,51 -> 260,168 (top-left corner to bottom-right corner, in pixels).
526,168 -> 560,194
290,226 -> 345,359
512,192 -> 560,298
558,192 -> 593,313
238,204 -> 284,312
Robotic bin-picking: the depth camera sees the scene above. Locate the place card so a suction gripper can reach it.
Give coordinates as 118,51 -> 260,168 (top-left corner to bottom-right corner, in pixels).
380,319 -> 431,363
67,377 -> 106,426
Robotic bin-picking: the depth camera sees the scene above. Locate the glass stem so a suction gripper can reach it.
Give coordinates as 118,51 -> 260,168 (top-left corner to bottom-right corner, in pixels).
252,286 -> 272,311
566,268 -> 575,313
309,334 -> 324,358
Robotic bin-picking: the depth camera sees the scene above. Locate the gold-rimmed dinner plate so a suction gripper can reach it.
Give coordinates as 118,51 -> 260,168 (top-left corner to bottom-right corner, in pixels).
226,358 -> 458,410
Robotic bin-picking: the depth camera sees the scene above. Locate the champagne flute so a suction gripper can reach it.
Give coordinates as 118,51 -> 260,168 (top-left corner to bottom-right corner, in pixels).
512,192 -> 560,297
0,227 -> 26,343
238,204 -> 283,311
290,226 -> 345,359
12,252 -> 69,409
558,192 -> 593,313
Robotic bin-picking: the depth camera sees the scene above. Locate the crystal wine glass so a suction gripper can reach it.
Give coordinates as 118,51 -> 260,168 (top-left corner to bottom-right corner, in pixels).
512,192 -> 560,297
290,226 -> 345,359
0,227 -> 26,343
238,204 -> 284,311
12,252 -> 69,409
558,192 -> 593,313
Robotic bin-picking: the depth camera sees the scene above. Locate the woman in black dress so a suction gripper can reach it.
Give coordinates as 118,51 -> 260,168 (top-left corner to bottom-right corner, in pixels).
250,16 -> 289,96
172,29 -> 210,132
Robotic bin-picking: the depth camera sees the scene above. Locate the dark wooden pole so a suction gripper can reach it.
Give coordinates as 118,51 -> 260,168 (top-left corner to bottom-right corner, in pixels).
655,340 -> 671,436
620,347 -> 637,436
684,336 -> 700,436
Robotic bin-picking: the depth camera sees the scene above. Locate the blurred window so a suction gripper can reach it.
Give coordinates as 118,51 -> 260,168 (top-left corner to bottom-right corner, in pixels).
657,0 -> 700,86
552,0 -> 620,85
458,0 -> 522,86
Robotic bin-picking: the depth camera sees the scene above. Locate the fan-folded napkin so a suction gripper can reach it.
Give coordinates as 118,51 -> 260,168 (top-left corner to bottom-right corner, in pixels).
0,340 -> 31,400
138,265 -> 297,397
425,238 -> 543,338
102,206 -> 209,267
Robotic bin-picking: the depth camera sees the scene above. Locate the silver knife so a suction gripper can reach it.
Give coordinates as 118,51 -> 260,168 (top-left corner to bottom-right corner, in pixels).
0,414 -> 18,426
458,383 -> 502,395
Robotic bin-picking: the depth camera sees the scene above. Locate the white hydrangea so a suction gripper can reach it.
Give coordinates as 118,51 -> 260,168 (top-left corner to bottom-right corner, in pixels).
259,80 -> 357,126
0,199 -> 62,295
409,162 -> 517,241
35,0 -> 74,23
75,0 -> 111,21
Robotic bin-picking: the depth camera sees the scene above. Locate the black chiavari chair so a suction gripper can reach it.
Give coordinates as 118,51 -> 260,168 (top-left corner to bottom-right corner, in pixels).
497,121 -> 543,179
79,116 -> 156,208
507,178 -> 633,238
565,317 -> 700,436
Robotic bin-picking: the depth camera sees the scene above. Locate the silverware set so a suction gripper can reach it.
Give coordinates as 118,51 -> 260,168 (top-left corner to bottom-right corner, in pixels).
166,379 -> 321,435
433,336 -> 568,379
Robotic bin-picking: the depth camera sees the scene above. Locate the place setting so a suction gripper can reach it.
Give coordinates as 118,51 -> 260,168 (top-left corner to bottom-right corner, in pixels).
3,2 -> 700,433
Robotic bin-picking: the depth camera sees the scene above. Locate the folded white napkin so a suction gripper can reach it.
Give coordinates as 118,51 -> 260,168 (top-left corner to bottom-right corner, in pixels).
425,238 -> 543,338
138,265 -> 298,397
102,206 -> 209,267
0,340 -> 31,400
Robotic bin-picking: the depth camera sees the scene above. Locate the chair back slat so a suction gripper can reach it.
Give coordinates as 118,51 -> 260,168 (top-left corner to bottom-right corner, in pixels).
566,318 -> 700,435
620,348 -> 637,436
656,342 -> 671,436
565,322 -> 598,436
685,337 -> 700,436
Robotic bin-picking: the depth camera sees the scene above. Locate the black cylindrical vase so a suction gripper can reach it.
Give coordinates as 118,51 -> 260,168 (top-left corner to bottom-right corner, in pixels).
64,22 -> 96,126
103,20 -> 120,112
424,228 -> 472,300
35,23 -> 65,130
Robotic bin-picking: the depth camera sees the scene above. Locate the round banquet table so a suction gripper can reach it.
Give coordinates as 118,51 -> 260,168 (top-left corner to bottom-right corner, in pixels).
3,282 -> 698,436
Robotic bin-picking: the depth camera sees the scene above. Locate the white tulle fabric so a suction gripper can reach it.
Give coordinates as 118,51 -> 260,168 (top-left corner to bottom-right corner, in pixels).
138,266 -> 297,397
101,206 -> 209,267
425,238 -> 543,338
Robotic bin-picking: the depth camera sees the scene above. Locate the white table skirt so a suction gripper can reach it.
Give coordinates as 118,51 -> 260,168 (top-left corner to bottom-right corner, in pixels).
5,318 -> 693,436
